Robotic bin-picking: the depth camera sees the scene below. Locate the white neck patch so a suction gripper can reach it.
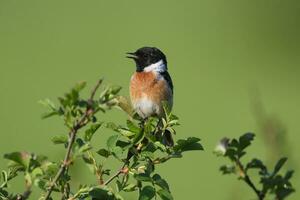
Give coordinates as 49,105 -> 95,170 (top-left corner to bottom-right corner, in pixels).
143,60 -> 167,73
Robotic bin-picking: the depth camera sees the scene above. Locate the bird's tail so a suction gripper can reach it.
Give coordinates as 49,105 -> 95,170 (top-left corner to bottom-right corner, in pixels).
157,119 -> 174,147
162,129 -> 174,147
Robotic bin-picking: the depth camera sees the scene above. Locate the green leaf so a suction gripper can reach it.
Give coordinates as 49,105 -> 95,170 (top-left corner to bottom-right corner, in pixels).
118,128 -> 136,137
111,146 -> 123,159
39,99 -> 56,110
4,152 -> 30,169
139,186 -> 155,200
31,167 -> 43,179
273,157 -> 288,176
116,140 -> 132,149
41,111 -> 60,119
110,85 -> 122,95
238,132 -> 255,151
39,99 -> 63,119
51,135 -> 68,145
246,158 -> 267,174
123,184 -> 137,192
84,122 -> 103,142
153,174 -> 169,191
42,162 -> 59,177
126,120 -> 141,133
219,165 -> 236,175
115,193 -> 125,200
1,171 -> 8,188
78,143 -> 92,153
173,137 -> 203,152
82,155 -> 94,165
24,172 -> 32,187
132,130 -> 145,145
107,135 -> 119,150
89,187 -> 114,200
116,180 -> 122,192
105,122 -> 119,130
157,189 -> 173,200
73,81 -> 87,92
140,151 -> 155,159
134,173 -> 152,182
154,141 -> 167,152
97,149 -> 111,158
284,170 -> 294,180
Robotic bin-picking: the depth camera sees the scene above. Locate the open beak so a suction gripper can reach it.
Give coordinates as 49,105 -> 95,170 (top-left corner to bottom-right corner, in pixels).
126,52 -> 138,59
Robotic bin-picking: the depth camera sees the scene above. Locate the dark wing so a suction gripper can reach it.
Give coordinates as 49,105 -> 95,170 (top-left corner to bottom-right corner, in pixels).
160,71 -> 173,93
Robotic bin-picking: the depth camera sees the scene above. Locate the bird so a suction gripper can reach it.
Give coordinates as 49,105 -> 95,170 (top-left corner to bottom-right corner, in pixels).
126,47 -> 174,146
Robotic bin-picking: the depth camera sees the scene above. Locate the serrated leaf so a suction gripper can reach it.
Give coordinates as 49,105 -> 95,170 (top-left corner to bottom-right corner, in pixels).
157,189 -> 173,200
139,186 -> 155,200
51,135 -> 68,145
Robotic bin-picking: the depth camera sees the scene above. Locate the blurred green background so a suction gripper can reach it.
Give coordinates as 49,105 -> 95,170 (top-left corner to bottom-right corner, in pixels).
0,0 -> 299,199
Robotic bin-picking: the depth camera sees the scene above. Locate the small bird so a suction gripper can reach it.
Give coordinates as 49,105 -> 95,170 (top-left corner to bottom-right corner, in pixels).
126,47 -> 174,146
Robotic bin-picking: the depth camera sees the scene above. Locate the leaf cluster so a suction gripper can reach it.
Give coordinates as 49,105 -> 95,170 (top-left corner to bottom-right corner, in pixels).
0,79 -> 203,200
215,133 -> 295,200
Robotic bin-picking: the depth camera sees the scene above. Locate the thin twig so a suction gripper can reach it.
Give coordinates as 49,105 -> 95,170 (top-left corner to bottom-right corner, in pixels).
103,163 -> 127,186
236,159 -> 265,200
89,79 -> 103,101
44,79 -> 103,200
103,170 -> 123,186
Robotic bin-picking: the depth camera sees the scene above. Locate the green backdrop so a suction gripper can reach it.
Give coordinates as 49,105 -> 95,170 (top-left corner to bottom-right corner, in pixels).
0,0 -> 299,199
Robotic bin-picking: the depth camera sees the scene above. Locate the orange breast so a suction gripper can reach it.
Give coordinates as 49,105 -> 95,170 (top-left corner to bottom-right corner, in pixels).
130,71 -> 173,116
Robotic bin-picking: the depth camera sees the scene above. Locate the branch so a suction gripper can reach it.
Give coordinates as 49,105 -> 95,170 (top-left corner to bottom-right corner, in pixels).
236,159 -> 265,200
103,163 -> 128,186
44,79 -> 103,200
